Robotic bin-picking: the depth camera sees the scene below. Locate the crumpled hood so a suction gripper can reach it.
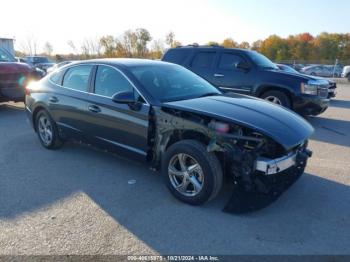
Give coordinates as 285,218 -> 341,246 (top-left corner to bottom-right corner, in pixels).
0,62 -> 33,74
163,94 -> 314,150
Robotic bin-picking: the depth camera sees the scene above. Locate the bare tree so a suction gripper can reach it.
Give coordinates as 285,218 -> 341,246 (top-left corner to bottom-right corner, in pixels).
81,37 -> 102,57
165,31 -> 175,47
43,42 -> 53,55
19,34 -> 39,55
67,40 -> 78,54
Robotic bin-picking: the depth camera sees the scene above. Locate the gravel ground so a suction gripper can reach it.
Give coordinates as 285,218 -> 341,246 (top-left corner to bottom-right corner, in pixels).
0,84 -> 349,255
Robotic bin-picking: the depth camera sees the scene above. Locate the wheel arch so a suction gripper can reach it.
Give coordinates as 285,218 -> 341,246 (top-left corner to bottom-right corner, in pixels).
256,85 -> 294,106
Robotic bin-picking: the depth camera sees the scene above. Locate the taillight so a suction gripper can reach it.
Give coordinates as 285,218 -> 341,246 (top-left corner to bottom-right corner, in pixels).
25,81 -> 38,96
25,86 -> 31,95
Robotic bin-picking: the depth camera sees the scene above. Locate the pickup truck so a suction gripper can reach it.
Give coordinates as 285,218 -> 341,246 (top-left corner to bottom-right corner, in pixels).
162,46 -> 330,116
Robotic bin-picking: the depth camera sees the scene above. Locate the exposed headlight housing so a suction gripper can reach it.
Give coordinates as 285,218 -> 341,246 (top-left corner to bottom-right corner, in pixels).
301,79 -> 329,96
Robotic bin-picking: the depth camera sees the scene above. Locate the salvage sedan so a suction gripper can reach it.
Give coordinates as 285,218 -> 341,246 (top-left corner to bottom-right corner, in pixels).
25,59 -> 313,211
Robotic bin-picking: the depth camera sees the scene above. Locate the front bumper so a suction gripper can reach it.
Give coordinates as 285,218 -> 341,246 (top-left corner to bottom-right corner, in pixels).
256,148 -> 312,175
294,94 -> 329,116
0,86 -> 25,102
328,89 -> 337,98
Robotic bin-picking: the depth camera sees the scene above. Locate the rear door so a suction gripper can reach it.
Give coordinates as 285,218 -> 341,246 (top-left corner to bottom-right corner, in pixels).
85,65 -> 150,159
211,51 -> 255,94
188,51 -> 217,84
49,64 -> 93,140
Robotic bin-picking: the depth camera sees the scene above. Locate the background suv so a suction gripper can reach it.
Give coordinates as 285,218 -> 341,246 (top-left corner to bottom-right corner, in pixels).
162,46 -> 329,116
0,47 -> 43,102
23,56 -> 55,72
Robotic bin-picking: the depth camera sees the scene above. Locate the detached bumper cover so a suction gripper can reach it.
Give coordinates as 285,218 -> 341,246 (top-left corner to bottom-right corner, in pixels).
224,147 -> 312,214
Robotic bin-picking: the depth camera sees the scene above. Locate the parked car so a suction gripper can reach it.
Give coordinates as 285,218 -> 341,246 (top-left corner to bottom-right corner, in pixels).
25,59 -> 313,208
300,65 -> 342,78
0,47 -> 44,102
23,56 -> 55,72
276,64 -> 337,99
46,60 -> 75,74
342,66 -> 350,81
162,46 -> 329,116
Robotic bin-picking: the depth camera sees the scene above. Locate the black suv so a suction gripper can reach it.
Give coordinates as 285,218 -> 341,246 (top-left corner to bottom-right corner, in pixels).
162,46 -> 329,116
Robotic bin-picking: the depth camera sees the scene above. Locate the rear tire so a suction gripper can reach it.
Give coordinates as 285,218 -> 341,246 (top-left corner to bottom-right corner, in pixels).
35,110 -> 63,149
162,140 -> 223,205
347,74 -> 350,82
261,90 -> 291,109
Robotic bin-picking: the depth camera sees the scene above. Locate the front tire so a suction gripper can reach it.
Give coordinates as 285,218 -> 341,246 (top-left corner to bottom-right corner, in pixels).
162,140 -> 223,205
261,90 -> 291,109
35,110 -> 63,149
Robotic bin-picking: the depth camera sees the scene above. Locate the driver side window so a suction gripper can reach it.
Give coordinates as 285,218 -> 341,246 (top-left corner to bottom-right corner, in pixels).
94,65 -> 133,97
219,53 -> 246,70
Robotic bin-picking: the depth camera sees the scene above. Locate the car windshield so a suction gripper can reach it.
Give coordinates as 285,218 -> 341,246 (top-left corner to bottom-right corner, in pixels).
129,63 -> 221,102
247,51 -> 278,70
0,48 -> 15,62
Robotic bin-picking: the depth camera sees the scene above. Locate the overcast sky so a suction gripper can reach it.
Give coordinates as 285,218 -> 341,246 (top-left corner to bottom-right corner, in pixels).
1,0 -> 349,54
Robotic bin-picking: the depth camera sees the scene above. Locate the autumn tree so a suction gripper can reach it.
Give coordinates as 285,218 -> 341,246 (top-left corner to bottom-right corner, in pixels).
135,28 -> 152,57
100,35 -> 116,57
259,35 -> 289,61
149,39 -> 165,59
221,38 -> 238,48
239,41 -> 250,49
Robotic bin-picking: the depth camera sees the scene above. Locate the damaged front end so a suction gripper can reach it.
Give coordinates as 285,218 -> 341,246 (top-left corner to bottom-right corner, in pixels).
150,106 -> 312,213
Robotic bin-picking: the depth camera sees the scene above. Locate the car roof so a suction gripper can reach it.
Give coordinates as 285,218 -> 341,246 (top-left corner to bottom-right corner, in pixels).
75,58 -> 173,67
167,46 -> 255,54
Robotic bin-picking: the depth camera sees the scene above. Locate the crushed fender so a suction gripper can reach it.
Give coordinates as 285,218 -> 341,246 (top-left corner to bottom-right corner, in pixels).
149,106 -> 311,214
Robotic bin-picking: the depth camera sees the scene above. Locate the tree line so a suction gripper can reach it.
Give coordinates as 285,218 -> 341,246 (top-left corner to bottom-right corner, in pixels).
16,30 -> 350,64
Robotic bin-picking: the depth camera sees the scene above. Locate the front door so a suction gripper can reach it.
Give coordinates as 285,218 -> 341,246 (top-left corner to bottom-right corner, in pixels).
211,52 -> 255,95
85,65 -> 150,159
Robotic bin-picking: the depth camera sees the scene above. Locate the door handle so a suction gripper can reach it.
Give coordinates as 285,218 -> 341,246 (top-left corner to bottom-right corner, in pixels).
88,105 -> 101,113
49,96 -> 59,103
214,74 -> 224,77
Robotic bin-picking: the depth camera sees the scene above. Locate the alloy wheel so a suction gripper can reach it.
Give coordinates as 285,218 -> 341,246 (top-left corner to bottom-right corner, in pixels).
38,115 -> 53,146
264,96 -> 282,105
168,153 -> 204,197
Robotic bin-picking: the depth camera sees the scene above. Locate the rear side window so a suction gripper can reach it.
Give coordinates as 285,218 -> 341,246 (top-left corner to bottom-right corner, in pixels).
94,65 -> 133,97
163,49 -> 191,65
62,65 -> 93,92
219,53 -> 246,70
50,70 -> 64,85
191,52 -> 215,68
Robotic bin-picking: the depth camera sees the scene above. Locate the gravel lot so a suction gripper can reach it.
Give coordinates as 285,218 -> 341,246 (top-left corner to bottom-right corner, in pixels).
0,83 -> 350,255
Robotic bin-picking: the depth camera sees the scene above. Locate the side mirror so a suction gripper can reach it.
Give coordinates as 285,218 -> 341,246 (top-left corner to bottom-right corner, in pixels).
112,91 -> 135,104
235,61 -> 251,71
